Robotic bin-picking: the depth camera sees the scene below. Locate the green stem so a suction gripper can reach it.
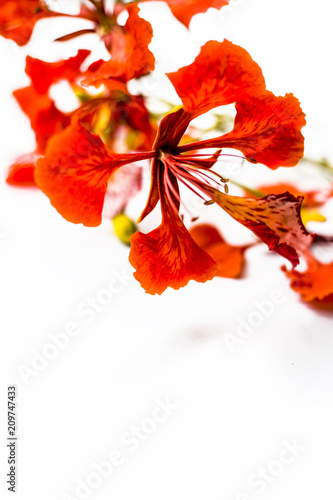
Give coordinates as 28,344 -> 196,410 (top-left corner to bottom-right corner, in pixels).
88,0 -> 112,29
301,156 -> 333,176
228,180 -> 265,198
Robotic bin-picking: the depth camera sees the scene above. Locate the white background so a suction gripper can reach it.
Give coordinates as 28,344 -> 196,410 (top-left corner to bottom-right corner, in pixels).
1,0 -> 333,499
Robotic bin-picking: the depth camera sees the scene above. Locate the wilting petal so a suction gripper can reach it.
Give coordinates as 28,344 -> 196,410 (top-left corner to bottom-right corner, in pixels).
14,86 -> 70,153
6,152 -> 40,186
83,5 -> 154,85
209,190 -> 313,267
196,92 -> 306,168
157,0 -> 230,28
283,255 -> 333,307
35,123 -> 154,226
26,50 -> 90,94
14,85 -> 50,122
240,183 -> 327,225
190,224 -> 248,278
167,40 -> 266,119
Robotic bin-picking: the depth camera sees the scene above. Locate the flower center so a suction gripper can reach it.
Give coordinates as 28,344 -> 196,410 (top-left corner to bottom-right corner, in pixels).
161,149 -> 230,203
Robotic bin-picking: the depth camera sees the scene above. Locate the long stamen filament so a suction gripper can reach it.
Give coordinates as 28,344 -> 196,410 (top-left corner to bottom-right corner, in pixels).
162,170 -> 181,216
168,160 -> 216,188
158,148 -> 248,218
163,158 -> 193,217
170,157 -> 226,187
171,170 -> 208,202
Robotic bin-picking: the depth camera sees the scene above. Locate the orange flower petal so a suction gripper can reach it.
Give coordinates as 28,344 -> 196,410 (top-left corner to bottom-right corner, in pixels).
130,212 -> 218,295
167,40 -> 266,119
25,50 -> 90,94
210,191 -> 313,267
6,152 -> 40,186
283,255 -> 333,307
190,224 -> 247,278
35,123 -> 153,226
14,86 -> 70,153
196,92 -> 306,168
159,0 -> 230,28
83,5 -> 154,85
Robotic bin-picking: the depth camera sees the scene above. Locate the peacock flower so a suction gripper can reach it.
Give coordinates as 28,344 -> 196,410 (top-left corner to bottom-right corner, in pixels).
35,40 -> 311,294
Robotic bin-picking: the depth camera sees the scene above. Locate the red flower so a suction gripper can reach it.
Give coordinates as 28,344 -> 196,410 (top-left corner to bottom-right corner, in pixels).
7,45 -> 155,186
35,123 -> 154,225
35,40 -> 309,294
6,85 -> 70,186
13,85 -> 70,154
0,1 -> 155,84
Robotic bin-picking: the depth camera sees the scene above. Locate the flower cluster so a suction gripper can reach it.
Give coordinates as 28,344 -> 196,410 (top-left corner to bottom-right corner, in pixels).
2,0 -> 333,306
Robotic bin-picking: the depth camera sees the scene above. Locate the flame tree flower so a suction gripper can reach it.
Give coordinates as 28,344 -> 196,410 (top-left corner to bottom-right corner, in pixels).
35,40 -> 312,294
6,2 -> 156,184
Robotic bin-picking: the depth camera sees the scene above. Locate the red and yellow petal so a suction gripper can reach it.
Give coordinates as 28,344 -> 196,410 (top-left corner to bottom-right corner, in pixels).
190,224 -> 248,278
167,40 -> 266,119
25,50 -> 90,94
283,255 -> 333,308
83,5 -> 154,86
210,190 -> 313,267
35,122 -> 152,226
130,163 -> 218,294
200,92 -> 306,168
